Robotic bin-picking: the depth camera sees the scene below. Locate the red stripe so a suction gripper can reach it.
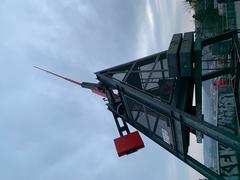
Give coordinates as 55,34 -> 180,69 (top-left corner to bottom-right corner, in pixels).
91,89 -> 107,97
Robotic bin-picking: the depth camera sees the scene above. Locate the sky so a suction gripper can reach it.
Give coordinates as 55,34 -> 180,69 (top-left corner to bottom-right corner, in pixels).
0,0 -> 202,180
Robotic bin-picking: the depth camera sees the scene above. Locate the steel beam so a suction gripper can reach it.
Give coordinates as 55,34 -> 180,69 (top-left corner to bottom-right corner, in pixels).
96,73 -> 240,152
96,51 -> 167,74
202,30 -> 237,47
201,68 -> 231,81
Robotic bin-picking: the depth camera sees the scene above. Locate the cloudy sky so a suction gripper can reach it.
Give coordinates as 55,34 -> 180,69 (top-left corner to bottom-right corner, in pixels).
0,0 -> 203,179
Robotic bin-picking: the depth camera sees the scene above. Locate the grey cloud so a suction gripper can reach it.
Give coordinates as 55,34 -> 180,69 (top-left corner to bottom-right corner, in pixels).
0,0 -> 195,180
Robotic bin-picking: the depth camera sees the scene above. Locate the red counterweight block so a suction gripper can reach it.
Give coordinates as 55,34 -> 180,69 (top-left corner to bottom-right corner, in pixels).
114,131 -> 145,157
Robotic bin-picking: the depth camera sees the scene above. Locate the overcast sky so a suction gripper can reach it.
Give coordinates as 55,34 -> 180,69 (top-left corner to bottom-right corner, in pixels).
0,0 -> 202,180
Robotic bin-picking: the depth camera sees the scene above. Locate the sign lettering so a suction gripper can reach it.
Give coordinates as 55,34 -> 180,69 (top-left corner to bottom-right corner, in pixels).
217,86 -> 240,178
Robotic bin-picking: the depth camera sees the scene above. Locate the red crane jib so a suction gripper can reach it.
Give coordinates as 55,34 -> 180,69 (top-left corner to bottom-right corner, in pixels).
34,66 -> 106,97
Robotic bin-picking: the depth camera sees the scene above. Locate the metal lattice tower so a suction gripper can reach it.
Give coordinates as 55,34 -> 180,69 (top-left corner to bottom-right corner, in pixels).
95,30 -> 240,179
36,30 -> 240,180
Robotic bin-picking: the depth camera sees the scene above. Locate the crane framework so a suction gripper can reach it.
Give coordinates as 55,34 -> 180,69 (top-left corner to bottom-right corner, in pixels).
95,30 -> 240,179
36,30 -> 240,179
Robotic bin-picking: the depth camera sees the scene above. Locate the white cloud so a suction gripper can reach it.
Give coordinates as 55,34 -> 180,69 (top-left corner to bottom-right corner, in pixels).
146,0 -> 155,32
135,0 -> 158,57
